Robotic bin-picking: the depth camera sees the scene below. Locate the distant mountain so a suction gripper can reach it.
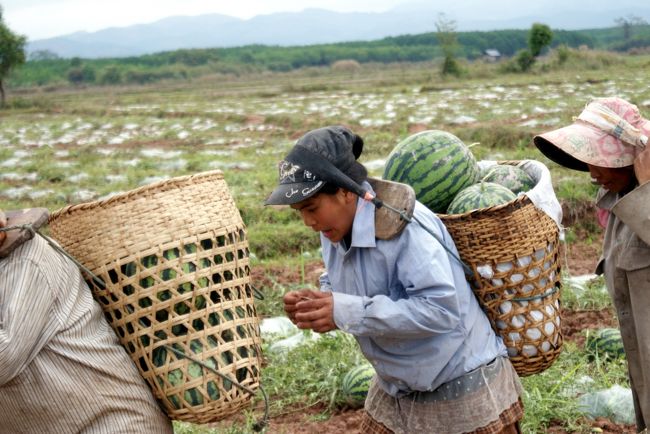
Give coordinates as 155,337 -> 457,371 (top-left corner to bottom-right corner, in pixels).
27,3 -> 650,59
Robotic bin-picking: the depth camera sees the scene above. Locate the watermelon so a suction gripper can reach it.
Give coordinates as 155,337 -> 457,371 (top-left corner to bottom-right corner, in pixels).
586,328 -> 625,360
383,130 -> 480,213
183,387 -> 203,407
446,182 -> 516,214
480,164 -> 536,194
155,339 -> 223,409
341,363 -> 375,408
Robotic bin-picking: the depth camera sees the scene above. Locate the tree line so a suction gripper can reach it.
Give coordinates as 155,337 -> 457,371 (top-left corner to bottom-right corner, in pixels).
2,13 -> 650,93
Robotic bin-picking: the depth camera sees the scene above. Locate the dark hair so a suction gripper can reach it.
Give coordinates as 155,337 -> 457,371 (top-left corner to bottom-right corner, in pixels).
318,161 -> 368,195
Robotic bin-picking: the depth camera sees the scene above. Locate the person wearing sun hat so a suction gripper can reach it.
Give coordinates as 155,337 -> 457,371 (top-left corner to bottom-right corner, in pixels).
267,126 -> 524,433
0,208 -> 173,433
534,96 -> 650,431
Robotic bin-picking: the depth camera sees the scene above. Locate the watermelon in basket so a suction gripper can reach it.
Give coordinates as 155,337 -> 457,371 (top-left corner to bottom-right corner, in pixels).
479,164 -> 536,195
446,181 -> 516,215
383,130 -> 480,213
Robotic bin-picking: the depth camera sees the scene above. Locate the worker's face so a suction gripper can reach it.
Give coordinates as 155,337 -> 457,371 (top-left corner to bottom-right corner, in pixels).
291,189 -> 357,243
587,164 -> 636,193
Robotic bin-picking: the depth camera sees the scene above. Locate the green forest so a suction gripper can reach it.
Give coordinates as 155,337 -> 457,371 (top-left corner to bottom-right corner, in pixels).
9,23 -> 650,88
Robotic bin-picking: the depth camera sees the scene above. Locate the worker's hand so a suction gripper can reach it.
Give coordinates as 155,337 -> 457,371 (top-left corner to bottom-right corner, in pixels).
634,146 -> 650,186
0,211 -> 6,246
283,290 -> 312,325
284,289 -> 337,332
292,290 -> 337,333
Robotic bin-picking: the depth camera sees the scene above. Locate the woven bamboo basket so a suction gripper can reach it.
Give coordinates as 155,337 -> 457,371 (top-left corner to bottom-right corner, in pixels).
438,161 -> 562,376
48,170 -> 263,423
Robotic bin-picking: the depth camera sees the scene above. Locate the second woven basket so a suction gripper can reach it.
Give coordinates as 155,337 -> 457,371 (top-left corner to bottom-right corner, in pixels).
48,170 -> 263,423
438,161 -> 563,376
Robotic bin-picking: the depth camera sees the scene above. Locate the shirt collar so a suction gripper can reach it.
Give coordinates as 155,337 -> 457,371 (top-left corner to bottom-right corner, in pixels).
332,181 -> 377,250
596,182 -> 638,210
595,187 -> 617,210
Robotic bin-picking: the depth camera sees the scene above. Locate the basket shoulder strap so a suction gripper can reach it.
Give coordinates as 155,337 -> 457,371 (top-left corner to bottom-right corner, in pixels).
367,178 -> 416,240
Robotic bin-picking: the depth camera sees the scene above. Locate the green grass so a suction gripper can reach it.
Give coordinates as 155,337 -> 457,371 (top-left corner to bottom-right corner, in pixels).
561,274 -> 612,312
520,341 -> 629,433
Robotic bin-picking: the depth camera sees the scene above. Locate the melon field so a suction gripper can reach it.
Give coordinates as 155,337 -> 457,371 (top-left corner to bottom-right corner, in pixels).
2,50 -> 649,433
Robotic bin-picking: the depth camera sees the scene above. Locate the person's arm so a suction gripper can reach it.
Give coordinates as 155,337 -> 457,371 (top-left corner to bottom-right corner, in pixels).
328,236 -> 461,338
321,204 -> 460,338
0,256 -> 59,385
611,147 -> 650,244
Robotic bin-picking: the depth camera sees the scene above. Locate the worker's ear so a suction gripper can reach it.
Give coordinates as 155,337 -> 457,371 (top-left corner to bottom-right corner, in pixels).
339,189 -> 358,204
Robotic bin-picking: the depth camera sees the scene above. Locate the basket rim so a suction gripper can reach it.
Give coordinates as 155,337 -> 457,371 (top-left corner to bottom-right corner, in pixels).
50,169 -> 225,221
437,160 -> 536,220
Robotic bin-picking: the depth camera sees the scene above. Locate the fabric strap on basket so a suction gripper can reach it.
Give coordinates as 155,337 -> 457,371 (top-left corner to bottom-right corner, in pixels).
510,286 -> 559,303
0,224 -> 270,432
286,145 -> 473,276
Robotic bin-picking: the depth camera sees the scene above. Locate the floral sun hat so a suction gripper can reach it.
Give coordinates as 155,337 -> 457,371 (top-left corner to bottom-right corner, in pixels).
534,97 -> 650,171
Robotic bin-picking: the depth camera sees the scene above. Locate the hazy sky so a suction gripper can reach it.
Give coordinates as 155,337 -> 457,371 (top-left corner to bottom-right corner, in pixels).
2,0 -> 411,40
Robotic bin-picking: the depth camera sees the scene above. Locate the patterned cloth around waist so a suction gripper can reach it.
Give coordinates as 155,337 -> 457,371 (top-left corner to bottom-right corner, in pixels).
364,356 -> 523,434
407,357 -> 502,403
360,399 -> 523,434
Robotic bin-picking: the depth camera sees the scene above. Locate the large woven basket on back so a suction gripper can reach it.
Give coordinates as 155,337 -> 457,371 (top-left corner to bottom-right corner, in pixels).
48,170 -> 262,423
438,161 -> 563,376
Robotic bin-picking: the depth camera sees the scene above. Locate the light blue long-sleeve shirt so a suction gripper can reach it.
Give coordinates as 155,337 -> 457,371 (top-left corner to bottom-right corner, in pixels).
320,183 -> 506,397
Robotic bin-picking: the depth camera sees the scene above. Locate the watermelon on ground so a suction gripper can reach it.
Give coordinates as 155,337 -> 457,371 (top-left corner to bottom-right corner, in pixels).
446,181 -> 516,214
383,130 -> 480,213
586,328 -> 625,360
480,164 -> 536,194
341,363 -> 375,408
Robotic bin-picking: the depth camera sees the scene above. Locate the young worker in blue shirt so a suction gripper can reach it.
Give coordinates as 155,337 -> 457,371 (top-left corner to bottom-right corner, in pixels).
265,125 -> 524,434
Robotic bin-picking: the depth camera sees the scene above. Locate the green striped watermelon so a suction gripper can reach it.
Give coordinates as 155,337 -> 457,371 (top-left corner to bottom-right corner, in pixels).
341,363 -> 375,408
156,339 -> 223,408
586,328 -> 625,360
184,387 -> 203,407
446,182 -> 516,214
480,164 -> 536,194
383,130 -> 480,213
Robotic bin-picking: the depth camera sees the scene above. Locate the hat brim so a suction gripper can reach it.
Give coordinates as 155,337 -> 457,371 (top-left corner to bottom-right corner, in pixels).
534,118 -> 650,171
0,208 -> 49,258
264,181 -> 325,206
534,130 -> 590,172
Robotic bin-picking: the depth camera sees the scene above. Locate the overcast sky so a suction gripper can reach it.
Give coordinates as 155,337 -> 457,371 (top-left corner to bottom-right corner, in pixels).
1,0 -> 413,40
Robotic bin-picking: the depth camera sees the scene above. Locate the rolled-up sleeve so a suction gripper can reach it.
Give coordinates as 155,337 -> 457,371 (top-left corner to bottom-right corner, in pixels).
0,257 -> 59,385
319,271 -> 333,292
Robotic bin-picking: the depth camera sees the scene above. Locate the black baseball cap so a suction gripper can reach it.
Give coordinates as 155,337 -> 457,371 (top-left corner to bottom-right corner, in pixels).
265,126 -> 363,205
